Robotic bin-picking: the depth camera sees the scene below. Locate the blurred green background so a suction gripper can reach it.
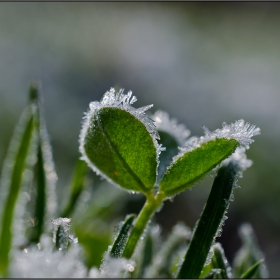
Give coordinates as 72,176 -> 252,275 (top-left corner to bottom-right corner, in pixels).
0,2 -> 279,277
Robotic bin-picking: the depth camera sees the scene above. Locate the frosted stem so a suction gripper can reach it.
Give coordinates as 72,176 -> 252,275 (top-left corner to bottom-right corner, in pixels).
122,194 -> 163,259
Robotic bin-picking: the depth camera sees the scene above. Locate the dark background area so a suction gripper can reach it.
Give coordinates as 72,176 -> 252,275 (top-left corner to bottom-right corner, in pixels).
0,2 -> 279,276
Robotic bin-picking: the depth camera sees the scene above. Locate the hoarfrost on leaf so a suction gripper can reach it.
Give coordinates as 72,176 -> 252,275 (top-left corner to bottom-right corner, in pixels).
79,88 -> 164,189
152,110 -> 191,146
171,119 -> 260,166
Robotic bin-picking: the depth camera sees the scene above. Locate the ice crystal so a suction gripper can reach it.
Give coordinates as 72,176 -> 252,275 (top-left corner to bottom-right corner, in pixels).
11,237 -> 86,278
172,119 -> 260,166
52,217 -> 78,250
79,88 -> 165,190
151,110 -> 191,146
100,251 -> 136,278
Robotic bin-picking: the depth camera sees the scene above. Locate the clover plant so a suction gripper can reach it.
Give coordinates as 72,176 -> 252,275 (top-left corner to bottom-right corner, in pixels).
0,84 -> 269,278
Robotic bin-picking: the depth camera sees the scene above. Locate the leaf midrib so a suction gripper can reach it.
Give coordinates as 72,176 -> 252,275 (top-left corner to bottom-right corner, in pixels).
96,112 -> 149,193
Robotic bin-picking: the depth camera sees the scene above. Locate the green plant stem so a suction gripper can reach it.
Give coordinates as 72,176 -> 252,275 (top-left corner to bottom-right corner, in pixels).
122,192 -> 164,259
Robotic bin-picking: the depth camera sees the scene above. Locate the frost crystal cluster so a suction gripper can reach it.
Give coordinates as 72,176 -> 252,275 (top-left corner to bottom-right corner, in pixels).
100,251 -> 136,278
11,235 -> 86,278
152,110 -> 191,146
173,119 -> 260,164
52,217 -> 78,250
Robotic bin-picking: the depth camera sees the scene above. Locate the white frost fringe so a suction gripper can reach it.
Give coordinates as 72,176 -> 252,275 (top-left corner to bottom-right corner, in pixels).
151,110 -> 191,146
172,119 -> 260,166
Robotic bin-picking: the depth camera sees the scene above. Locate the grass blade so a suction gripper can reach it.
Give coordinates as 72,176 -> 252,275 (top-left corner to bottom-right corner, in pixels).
60,158 -> 88,218
0,101 -> 38,276
145,223 -> 191,278
211,243 -> 232,278
233,223 -> 268,278
110,214 -> 135,258
27,82 -> 57,244
240,259 -> 264,279
177,162 -> 239,278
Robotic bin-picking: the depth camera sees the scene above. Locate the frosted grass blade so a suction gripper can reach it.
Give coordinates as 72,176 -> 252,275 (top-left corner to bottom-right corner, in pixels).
27,83 -> 57,244
211,243 -> 232,278
145,223 -> 191,278
177,162 -> 239,279
60,158 -> 88,218
131,226 -> 159,278
233,223 -> 268,278
240,259 -> 264,279
110,214 -> 135,258
160,138 -> 239,197
0,102 -> 38,277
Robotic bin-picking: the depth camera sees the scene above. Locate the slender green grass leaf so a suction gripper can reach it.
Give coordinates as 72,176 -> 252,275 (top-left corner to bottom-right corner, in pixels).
60,158 -> 88,218
110,214 -> 135,258
177,162 -> 239,278
240,259 -> 264,279
211,243 -> 232,278
157,130 -> 179,183
26,82 -> 57,245
27,140 -> 46,244
0,103 -> 38,277
160,138 -> 239,197
233,223 -> 268,278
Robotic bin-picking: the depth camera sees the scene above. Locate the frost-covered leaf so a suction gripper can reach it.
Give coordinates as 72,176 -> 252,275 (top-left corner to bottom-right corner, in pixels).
211,243 -> 232,278
160,120 -> 260,197
27,82 -> 57,245
233,223 -> 268,278
177,161 -> 242,279
145,223 -> 191,278
110,214 -> 135,258
80,88 -> 161,194
52,217 -> 77,251
0,92 -> 39,277
131,224 -> 161,278
160,138 -> 239,197
60,158 -> 88,218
